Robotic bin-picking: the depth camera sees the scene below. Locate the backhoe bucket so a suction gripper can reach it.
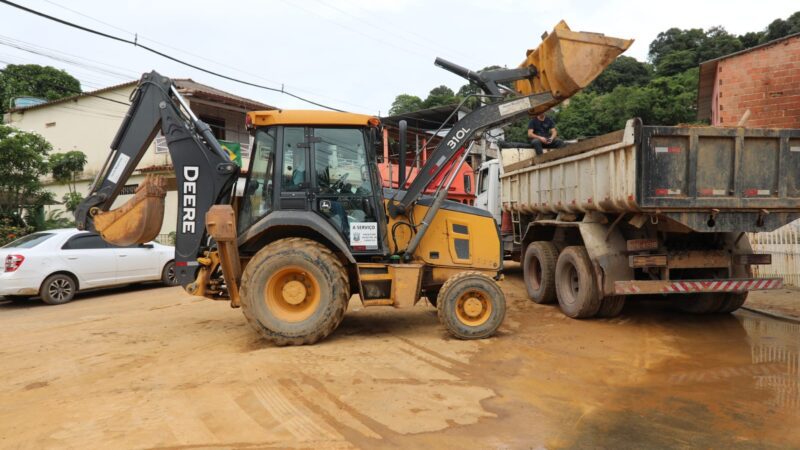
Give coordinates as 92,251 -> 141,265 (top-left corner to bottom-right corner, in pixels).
515,20 -> 633,113
92,174 -> 167,246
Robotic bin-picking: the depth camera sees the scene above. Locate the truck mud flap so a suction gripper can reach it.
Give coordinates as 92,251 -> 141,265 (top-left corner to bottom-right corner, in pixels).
615,278 -> 783,295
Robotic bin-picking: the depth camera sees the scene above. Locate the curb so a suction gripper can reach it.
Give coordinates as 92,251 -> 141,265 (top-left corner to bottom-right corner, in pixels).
741,306 -> 800,324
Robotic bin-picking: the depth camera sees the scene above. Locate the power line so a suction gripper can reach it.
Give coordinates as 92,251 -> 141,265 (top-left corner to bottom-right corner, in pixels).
280,0 -> 430,61
0,35 -> 137,80
311,0 -> 477,64
40,0 -> 377,112
0,0 -> 347,112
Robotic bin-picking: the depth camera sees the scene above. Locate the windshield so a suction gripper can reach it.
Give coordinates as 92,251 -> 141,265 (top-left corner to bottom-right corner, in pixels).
2,232 -> 55,249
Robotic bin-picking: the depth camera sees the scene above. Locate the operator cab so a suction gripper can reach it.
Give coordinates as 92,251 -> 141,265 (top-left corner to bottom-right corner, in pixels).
240,110 -> 387,256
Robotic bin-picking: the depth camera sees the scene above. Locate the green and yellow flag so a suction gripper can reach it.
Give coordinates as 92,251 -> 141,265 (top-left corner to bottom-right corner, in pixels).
219,140 -> 242,167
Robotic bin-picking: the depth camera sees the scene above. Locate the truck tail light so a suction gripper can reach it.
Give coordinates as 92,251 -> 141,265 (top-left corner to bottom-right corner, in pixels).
736,254 -> 772,265
4,254 -> 25,272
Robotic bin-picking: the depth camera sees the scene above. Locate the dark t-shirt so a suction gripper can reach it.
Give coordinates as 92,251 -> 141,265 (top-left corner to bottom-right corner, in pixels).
528,116 -> 556,138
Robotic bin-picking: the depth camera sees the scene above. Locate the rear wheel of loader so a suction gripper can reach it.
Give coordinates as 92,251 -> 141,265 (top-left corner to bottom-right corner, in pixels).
676,293 -> 724,314
717,292 -> 748,313
240,238 -> 349,346
523,241 -> 558,304
597,295 -> 626,318
437,271 -> 506,340
555,246 -> 602,319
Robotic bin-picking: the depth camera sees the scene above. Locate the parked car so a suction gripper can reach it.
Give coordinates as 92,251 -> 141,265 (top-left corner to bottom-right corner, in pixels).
0,228 -> 177,305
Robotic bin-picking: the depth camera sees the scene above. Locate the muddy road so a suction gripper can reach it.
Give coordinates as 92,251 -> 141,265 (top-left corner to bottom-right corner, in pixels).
1,264 -> 798,449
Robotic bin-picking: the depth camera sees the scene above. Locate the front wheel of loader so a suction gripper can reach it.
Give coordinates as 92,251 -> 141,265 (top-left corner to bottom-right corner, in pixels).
240,238 -> 349,346
437,272 -> 506,340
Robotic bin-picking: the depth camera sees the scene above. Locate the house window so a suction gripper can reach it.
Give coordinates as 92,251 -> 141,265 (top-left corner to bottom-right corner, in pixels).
200,116 -> 226,140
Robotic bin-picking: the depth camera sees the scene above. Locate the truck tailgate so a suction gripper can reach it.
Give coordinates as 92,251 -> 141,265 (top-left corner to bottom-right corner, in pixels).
639,124 -> 800,211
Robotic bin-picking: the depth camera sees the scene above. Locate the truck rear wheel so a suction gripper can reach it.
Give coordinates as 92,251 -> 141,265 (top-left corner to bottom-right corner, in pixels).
597,295 -> 626,318
523,241 -> 558,304
436,271 -> 506,340
717,292 -> 747,313
555,246 -> 602,318
676,293 -> 724,314
240,238 -> 349,346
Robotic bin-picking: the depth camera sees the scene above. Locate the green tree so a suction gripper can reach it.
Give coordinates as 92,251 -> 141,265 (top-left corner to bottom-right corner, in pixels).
648,27 -> 707,68
0,64 -> 81,114
587,56 -> 653,94
649,26 -> 742,75
422,85 -> 458,109
739,31 -> 765,49
0,124 -> 53,222
697,26 -> 743,62
763,11 -> 800,42
50,150 -> 88,212
388,94 -> 424,115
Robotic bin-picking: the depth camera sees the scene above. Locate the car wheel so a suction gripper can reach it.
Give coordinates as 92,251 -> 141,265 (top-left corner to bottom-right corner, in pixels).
40,274 -> 77,305
161,261 -> 179,286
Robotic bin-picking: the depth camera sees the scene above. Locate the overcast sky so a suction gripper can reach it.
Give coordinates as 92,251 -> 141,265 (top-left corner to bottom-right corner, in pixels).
1,0 -> 797,115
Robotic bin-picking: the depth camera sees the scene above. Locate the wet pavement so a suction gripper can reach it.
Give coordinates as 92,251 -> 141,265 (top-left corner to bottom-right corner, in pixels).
0,266 -> 798,448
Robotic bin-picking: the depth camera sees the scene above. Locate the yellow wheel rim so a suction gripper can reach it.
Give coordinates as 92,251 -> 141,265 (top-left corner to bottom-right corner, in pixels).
264,266 -> 321,322
455,289 -> 492,326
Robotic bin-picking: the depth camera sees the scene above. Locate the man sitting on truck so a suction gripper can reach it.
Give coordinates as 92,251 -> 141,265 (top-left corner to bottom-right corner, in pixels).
528,110 -> 564,155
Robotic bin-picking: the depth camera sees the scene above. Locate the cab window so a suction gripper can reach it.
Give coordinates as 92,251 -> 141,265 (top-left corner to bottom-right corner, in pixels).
239,127 -> 277,232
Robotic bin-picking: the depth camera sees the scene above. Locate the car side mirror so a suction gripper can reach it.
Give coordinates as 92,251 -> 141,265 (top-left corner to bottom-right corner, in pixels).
140,243 -> 154,249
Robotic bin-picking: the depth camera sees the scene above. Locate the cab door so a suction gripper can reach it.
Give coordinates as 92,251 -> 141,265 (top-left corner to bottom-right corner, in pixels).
278,126 -> 310,211
310,127 -> 385,255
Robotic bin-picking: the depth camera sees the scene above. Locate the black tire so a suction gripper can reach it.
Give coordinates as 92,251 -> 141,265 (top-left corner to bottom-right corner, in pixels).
240,238 -> 349,346
555,246 -> 602,318
597,295 -> 626,318
676,293 -> 724,314
436,271 -> 506,340
717,292 -> 748,313
161,261 -> 179,286
523,241 -> 559,304
40,274 -> 77,305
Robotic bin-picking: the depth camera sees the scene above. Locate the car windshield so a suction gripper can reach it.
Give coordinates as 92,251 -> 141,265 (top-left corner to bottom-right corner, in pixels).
2,232 -> 55,249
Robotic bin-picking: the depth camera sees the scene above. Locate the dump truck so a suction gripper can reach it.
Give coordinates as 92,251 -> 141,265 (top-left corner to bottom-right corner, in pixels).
477,119 -> 800,318
75,21 -> 631,344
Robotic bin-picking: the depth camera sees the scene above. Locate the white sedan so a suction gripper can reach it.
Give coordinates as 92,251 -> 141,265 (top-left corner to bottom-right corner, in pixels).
0,228 -> 177,305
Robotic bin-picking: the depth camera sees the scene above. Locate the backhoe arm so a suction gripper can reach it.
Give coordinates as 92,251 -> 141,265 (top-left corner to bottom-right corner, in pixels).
75,71 -> 239,285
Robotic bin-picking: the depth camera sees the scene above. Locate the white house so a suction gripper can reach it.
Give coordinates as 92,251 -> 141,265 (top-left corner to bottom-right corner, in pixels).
3,78 -> 275,240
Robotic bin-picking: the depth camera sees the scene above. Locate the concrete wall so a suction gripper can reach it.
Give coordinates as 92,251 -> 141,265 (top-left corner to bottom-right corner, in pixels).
712,36 -> 800,128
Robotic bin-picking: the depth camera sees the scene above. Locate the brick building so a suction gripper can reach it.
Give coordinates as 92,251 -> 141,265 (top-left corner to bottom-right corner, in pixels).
698,32 -> 800,128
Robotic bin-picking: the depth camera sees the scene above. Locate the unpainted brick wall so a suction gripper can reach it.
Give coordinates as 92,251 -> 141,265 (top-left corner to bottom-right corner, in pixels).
714,36 -> 800,128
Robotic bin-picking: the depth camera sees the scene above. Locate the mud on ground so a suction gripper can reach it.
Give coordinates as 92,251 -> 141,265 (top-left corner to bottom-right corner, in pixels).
1,264 -> 798,449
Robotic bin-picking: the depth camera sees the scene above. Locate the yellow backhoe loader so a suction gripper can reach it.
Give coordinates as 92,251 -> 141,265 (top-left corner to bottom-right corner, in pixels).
75,21 -> 631,345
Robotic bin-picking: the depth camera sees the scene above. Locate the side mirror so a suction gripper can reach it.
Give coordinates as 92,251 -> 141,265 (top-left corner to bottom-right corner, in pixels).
140,243 -> 154,249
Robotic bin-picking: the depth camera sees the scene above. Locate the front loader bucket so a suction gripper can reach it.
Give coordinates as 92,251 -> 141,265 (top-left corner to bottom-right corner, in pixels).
515,20 -> 633,112
92,174 -> 167,246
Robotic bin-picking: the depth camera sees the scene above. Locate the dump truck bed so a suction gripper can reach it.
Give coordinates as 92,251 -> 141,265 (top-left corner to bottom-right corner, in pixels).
501,119 -> 800,232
